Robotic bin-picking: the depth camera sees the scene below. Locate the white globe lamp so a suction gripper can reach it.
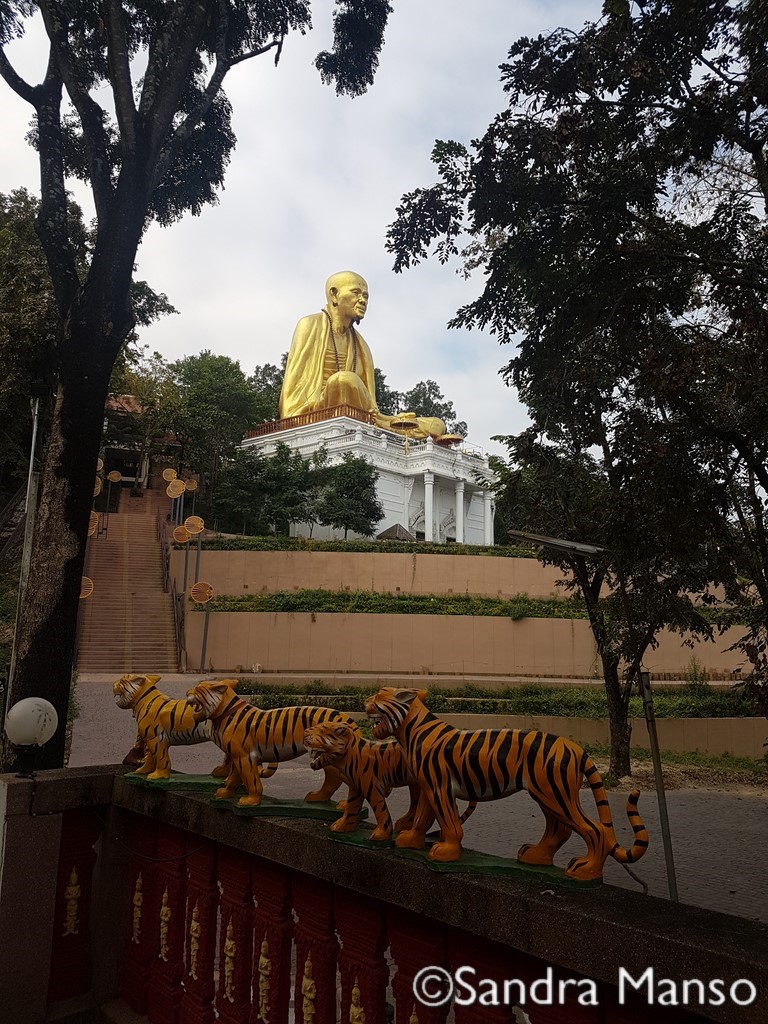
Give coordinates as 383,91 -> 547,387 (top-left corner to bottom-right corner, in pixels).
5,697 -> 59,776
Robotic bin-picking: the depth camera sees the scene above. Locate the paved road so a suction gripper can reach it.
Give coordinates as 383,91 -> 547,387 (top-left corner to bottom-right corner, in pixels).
70,674 -> 768,923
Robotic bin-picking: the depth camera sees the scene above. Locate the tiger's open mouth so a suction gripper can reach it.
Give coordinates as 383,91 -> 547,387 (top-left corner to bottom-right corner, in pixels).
367,712 -> 390,740
308,748 -> 329,770
185,694 -> 207,721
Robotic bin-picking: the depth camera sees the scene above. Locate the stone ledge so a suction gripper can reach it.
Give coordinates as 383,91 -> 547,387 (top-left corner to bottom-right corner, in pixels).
111,774 -> 768,1024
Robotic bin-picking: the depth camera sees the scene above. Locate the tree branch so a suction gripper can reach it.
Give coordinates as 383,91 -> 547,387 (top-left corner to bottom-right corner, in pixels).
104,0 -> 137,154
33,59 -> 80,314
152,34 -> 280,193
143,0 -> 213,167
0,49 -> 36,105
39,0 -> 114,221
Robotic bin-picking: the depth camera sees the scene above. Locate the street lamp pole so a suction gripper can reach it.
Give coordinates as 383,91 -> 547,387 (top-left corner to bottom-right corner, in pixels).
507,527 -> 679,900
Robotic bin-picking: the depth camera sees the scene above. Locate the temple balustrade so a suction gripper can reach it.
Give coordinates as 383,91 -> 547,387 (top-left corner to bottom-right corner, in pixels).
0,765 -> 765,1024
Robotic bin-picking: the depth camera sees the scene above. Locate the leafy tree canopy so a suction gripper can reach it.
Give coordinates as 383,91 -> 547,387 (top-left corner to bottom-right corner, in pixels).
387,0 -> 768,768
0,0 -> 396,768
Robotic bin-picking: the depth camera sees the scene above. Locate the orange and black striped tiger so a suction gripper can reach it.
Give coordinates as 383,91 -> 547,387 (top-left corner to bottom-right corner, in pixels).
113,674 -> 230,780
364,687 -> 649,880
303,721 -> 476,840
186,680 -> 356,807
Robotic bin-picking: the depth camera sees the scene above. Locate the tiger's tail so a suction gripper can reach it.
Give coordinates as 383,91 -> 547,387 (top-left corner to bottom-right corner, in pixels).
583,755 -> 649,865
259,763 -> 279,778
459,801 -> 477,825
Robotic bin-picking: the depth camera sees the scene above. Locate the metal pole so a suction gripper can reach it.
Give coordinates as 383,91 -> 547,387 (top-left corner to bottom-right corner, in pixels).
199,606 -> 211,671
8,471 -> 39,689
639,670 -> 678,901
195,534 -> 202,582
24,398 -> 40,513
183,543 -> 190,593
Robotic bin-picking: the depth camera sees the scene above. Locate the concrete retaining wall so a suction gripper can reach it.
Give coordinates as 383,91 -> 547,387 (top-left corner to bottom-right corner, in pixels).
171,549 -> 567,599
184,609 -> 745,679
437,714 -> 767,759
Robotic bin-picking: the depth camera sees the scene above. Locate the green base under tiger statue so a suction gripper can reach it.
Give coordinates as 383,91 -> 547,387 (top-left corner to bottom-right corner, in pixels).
364,687 -> 649,882
113,674 -> 231,781
185,680 -> 358,808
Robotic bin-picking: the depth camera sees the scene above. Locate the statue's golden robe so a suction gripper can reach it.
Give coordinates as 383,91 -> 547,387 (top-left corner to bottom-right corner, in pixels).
279,312 -> 377,419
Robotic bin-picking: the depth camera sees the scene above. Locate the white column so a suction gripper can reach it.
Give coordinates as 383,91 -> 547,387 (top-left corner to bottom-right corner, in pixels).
455,480 -> 465,545
424,471 -> 434,542
483,489 -> 493,545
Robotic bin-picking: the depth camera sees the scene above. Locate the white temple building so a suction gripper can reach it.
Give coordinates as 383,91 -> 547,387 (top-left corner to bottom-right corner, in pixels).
240,412 -> 496,545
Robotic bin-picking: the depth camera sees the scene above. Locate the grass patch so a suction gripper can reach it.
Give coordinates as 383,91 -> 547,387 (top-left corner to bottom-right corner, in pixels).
199,590 -> 588,619
584,743 -> 767,773
234,682 -> 760,719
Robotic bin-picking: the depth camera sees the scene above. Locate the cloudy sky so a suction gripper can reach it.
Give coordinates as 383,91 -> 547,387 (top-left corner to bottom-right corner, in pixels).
0,0 -> 601,457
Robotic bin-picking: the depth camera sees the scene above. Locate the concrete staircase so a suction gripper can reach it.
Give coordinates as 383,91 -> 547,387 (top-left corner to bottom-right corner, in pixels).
77,489 -> 179,672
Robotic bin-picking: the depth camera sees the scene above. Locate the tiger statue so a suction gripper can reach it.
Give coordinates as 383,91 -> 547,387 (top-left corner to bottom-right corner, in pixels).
303,721 -> 477,841
113,674 -> 231,780
364,687 -> 649,881
186,680 -> 357,807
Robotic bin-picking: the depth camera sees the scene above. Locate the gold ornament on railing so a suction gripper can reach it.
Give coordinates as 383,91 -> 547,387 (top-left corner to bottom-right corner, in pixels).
189,903 -> 201,980
159,886 -> 171,962
302,954 -> 316,1024
258,938 -> 271,1023
224,919 -> 237,1002
131,874 -> 143,944
62,866 -> 81,937
349,977 -> 365,1024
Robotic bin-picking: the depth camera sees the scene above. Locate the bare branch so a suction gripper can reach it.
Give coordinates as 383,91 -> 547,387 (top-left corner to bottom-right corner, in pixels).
39,0 -> 114,221
104,0 -> 137,154
230,39 -> 281,69
0,49 -> 37,105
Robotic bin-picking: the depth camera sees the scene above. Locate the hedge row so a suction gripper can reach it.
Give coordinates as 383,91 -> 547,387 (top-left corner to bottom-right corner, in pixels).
199,589 -> 589,619
189,536 -> 537,558
233,683 -> 758,719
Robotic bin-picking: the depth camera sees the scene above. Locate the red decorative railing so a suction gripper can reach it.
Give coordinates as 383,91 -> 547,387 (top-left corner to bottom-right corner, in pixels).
245,405 -> 375,438
2,768 -> 765,1024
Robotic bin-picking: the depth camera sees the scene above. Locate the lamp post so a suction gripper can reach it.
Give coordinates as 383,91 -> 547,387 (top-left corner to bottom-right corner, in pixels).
6,381 -> 52,700
4,696 -> 58,777
507,527 -> 679,901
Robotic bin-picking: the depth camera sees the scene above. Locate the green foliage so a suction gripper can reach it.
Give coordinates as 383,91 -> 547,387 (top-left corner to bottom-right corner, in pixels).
315,452 -> 384,539
197,589 -> 589,618
190,535 -> 537,557
172,351 -> 260,493
250,361 -> 285,424
229,681 -> 758,719
0,1 -> 396,766
386,0 -> 768,776
213,442 -> 332,536
371,369 -> 467,434
583,744 -> 768,777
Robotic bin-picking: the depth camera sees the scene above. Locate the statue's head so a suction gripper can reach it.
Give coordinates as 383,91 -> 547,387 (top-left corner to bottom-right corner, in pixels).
325,271 -> 368,323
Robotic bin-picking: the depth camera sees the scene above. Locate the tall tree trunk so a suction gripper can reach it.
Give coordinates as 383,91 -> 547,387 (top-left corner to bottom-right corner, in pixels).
602,654 -> 631,778
2,321 -> 121,770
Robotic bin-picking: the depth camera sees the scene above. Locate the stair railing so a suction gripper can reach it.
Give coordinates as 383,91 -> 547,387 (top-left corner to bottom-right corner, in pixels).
170,576 -> 186,672
156,513 -> 170,593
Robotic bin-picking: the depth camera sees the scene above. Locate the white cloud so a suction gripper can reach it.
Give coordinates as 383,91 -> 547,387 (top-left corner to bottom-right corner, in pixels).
0,0 -> 603,456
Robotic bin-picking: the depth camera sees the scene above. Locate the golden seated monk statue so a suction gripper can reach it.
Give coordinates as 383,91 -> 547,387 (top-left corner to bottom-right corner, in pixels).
279,271 -> 446,439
